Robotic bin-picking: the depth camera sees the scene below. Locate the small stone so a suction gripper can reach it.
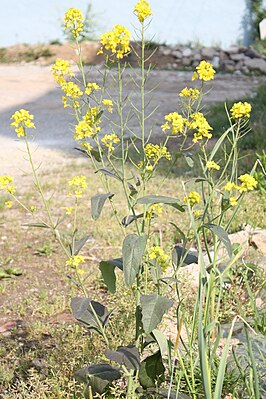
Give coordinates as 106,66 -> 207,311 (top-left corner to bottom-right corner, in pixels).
172,50 -> 182,59
30,358 -> 47,371
230,53 -> 245,62
244,58 -> 266,73
245,48 -> 261,59
182,48 -> 192,57
212,55 -> 220,69
201,47 -> 217,59
182,57 -> 191,66
223,60 -> 236,72
250,229 -> 266,255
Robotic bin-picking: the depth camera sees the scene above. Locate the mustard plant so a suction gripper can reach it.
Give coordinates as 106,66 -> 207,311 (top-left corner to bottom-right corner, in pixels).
1,1 -> 264,398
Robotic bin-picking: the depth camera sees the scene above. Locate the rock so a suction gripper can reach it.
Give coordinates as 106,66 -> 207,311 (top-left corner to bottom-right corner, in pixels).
182,48 -> 192,57
30,358 -> 48,372
172,50 -> 182,59
182,57 -> 192,66
161,48 -> 172,56
244,58 -> 266,73
223,60 -> 236,72
250,229 -> 266,255
192,52 -> 202,62
244,48 -> 261,59
212,55 -> 220,69
225,46 -> 240,54
201,47 -> 217,59
177,263 -> 199,289
230,53 -> 245,62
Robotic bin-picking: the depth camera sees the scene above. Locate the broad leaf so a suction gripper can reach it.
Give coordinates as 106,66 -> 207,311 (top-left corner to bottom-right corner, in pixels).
69,235 -> 90,256
152,329 -> 168,356
97,168 -> 122,181
141,294 -> 173,334
137,195 -> 185,212
99,258 -> 123,294
105,345 -> 140,371
91,193 -> 114,220
122,234 -> 147,287
203,223 -> 232,257
71,297 -> 110,334
75,363 -> 121,395
121,213 -> 144,228
139,351 -> 165,388
172,245 -> 198,267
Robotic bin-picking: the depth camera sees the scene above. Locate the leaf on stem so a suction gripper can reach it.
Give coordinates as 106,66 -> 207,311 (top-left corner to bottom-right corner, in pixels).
122,234 -> 147,287
137,195 -> 185,212
172,245 -> 198,267
69,235 -> 90,256
99,258 -> 123,294
91,192 -> 114,220
203,223 -> 232,258
71,297 -> 110,334
105,345 -> 140,371
75,363 -> 121,394
96,168 -> 122,181
141,294 -> 173,334
139,351 -> 165,388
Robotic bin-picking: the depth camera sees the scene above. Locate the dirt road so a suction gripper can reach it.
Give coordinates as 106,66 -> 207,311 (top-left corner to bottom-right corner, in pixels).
0,64 -> 265,176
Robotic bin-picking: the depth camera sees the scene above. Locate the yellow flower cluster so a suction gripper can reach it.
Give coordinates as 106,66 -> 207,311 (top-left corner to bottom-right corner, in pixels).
161,112 -> 186,135
192,60 -> 216,81
238,174 -> 257,192
206,160 -> 220,170
68,175 -> 87,198
102,99 -> 113,113
148,246 -> 169,272
5,201 -> 12,208
134,0 -> 152,23
99,25 -> 131,59
74,107 -> 101,141
144,143 -> 171,162
145,204 -> 163,221
230,102 -> 252,119
85,83 -> 100,96
189,112 -> 213,143
10,109 -> 36,137
184,191 -> 201,207
51,59 -> 73,85
66,255 -> 85,268
101,134 -> 120,151
62,82 -> 83,99
0,175 -> 16,194
222,182 -> 238,192
229,197 -> 238,207
179,87 -> 200,100
64,8 -> 84,38
65,206 -> 73,215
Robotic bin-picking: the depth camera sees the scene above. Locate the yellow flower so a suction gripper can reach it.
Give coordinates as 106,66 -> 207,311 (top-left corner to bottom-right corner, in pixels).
188,112 -> 213,142
77,268 -> 85,275
179,87 -> 200,100
145,204 -> 162,221
66,255 -> 85,268
230,102 -> 252,119
229,197 -> 238,207
192,60 -> 216,81
102,99 -> 113,113
30,205 -> 37,213
64,8 -> 84,38
85,83 -> 100,96
68,175 -> 87,198
193,209 -> 201,218
237,174 -> 257,192
81,142 -> 93,152
5,201 -> 12,208
148,246 -> 169,272
65,206 -> 73,215
0,175 -> 16,194
99,25 -> 131,59
144,143 -> 171,162
101,134 -> 120,151
206,160 -> 220,170
10,109 -> 36,137
134,0 -> 152,23
74,107 -> 101,141
62,82 -> 83,99
184,191 -> 201,207
222,181 -> 238,191
162,112 -> 186,135
51,59 -> 73,85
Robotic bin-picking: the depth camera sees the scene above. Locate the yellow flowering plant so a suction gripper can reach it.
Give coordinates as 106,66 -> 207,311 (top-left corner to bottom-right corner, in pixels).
3,1 -> 263,398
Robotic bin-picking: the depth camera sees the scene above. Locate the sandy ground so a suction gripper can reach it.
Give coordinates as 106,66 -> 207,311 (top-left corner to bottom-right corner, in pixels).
0,63 -> 265,176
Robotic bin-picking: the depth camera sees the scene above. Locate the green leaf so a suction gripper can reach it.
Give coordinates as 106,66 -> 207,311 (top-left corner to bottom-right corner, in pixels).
4,267 -> 23,276
203,223 -> 232,257
172,245 -> 198,267
121,213 -> 144,227
69,235 -> 90,256
152,329 -> 169,356
75,363 -> 121,395
71,297 -> 110,334
97,168 -> 122,181
105,345 -> 140,371
170,223 -> 186,244
99,258 -> 123,294
141,294 -> 173,334
0,270 -> 12,279
22,222 -> 50,228
122,234 -> 147,287
184,155 -> 194,168
91,193 -> 114,220
139,351 -> 165,388
137,195 -> 185,212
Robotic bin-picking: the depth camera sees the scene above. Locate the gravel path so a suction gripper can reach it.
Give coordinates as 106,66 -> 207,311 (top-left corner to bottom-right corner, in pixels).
0,64 -> 265,176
